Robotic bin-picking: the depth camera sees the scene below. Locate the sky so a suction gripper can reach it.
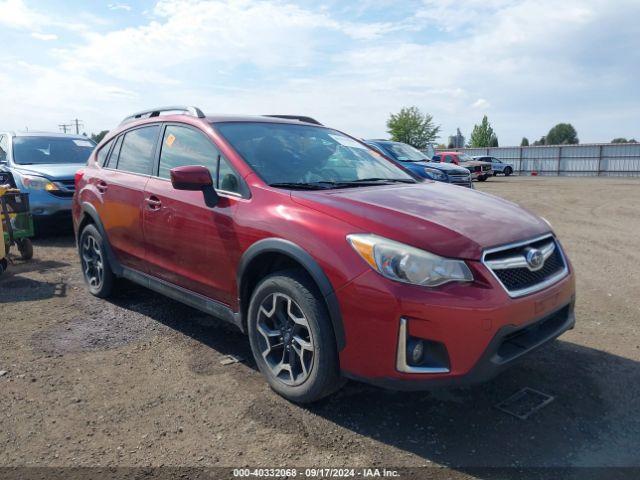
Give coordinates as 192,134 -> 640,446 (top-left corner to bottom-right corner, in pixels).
0,0 -> 638,145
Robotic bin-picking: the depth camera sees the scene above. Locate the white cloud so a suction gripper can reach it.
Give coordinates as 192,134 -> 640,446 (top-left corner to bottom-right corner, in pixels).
0,0 -> 47,29
472,98 -> 490,109
31,32 -> 58,41
0,0 -> 638,143
108,3 -> 132,11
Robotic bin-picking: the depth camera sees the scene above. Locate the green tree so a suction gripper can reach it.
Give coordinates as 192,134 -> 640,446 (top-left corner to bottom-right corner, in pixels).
533,136 -> 546,146
611,137 -> 637,143
469,115 -> 498,148
90,130 -> 109,144
521,137 -> 529,146
386,106 -> 441,149
546,123 -> 578,145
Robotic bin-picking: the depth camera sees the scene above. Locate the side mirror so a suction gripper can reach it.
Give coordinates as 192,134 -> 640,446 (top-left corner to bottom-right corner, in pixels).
170,165 -> 218,207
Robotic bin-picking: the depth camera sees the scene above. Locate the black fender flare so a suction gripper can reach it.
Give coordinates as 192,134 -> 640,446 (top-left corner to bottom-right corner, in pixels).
79,202 -> 123,276
238,238 -> 346,351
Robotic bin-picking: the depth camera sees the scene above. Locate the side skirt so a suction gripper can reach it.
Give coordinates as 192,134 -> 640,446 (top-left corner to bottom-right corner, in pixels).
121,267 -> 244,332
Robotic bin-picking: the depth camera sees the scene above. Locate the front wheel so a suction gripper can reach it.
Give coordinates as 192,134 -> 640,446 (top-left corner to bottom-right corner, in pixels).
79,224 -> 115,298
504,167 -> 513,176
478,175 -> 488,182
247,270 -> 343,403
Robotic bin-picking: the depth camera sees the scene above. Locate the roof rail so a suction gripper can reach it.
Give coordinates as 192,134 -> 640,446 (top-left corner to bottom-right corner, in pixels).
120,106 -> 205,125
264,115 -> 323,126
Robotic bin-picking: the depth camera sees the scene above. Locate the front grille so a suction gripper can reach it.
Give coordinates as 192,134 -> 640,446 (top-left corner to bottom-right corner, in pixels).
483,235 -> 568,297
48,190 -> 74,198
449,174 -> 471,185
57,180 -> 75,191
496,304 -> 571,362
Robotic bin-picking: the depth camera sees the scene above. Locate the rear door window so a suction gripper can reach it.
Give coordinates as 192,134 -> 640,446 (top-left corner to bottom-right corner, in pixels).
116,126 -> 160,175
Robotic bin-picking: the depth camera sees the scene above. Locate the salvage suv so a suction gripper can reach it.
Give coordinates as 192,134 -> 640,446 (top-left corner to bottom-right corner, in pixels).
73,106 -> 576,403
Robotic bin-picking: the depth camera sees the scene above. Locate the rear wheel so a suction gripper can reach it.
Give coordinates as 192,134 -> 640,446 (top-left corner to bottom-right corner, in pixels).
504,167 -> 513,176
0,258 -> 7,276
79,224 -> 114,298
16,238 -> 33,260
478,175 -> 488,182
247,270 -> 342,403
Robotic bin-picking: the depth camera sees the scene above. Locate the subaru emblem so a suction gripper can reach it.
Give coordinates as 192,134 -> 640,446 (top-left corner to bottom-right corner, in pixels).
525,248 -> 544,271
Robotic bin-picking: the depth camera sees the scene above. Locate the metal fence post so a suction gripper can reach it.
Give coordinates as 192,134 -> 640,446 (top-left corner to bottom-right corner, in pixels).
557,146 -> 562,176
597,144 -> 603,176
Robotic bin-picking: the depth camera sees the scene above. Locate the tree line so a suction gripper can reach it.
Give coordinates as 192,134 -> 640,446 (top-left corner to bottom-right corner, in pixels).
386,106 -> 636,149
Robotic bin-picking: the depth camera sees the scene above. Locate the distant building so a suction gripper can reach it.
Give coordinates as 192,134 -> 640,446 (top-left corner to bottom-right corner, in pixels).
448,128 -> 465,148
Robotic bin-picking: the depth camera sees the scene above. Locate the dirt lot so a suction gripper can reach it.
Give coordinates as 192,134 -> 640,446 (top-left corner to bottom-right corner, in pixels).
1,177 -> 639,475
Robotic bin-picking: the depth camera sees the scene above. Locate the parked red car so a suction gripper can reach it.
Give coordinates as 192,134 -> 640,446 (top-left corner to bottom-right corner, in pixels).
73,106 -> 576,403
433,151 -> 493,181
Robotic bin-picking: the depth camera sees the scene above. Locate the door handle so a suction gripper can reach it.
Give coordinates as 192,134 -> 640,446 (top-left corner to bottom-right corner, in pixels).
96,180 -> 108,194
145,196 -> 162,211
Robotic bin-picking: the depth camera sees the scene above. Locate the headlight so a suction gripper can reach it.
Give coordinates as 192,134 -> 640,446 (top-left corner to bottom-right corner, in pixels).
18,174 -> 58,191
347,234 -> 473,287
424,167 -> 447,181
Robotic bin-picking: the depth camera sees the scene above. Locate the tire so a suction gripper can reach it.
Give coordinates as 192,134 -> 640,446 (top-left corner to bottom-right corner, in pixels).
0,258 -> 7,276
79,224 -> 115,298
478,175 -> 487,182
247,270 -> 342,403
504,167 -> 513,176
16,238 -> 33,260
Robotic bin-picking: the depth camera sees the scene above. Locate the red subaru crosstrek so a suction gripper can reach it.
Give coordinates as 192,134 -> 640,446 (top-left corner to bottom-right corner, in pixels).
73,106 -> 576,403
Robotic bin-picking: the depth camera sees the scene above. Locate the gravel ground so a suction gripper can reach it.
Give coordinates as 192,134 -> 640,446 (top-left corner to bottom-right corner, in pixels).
1,177 -> 639,476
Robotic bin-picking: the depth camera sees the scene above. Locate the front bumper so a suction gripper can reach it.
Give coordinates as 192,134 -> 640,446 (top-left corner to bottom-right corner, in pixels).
336,260 -> 575,389
23,189 -> 72,216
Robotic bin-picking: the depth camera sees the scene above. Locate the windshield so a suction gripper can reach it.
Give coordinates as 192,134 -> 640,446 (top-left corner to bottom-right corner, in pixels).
458,153 -> 476,163
382,142 -> 431,162
13,137 -> 95,165
215,122 -> 415,187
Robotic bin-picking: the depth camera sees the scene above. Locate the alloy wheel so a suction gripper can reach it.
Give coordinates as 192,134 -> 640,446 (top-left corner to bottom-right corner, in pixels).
256,293 -> 315,386
81,235 -> 104,289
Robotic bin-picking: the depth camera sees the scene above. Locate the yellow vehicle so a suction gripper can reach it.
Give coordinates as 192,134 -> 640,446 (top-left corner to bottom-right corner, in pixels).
1,185 -> 34,263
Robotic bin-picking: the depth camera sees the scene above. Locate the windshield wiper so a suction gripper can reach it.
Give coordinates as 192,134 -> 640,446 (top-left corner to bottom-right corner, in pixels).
347,177 -> 416,184
269,182 -> 336,190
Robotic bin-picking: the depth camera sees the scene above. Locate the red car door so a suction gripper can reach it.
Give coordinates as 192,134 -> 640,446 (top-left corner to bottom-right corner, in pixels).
96,124 -> 160,272
143,123 -> 244,305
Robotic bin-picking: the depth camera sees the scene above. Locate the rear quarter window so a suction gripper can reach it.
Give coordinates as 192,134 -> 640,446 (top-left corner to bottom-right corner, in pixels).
96,138 -> 114,167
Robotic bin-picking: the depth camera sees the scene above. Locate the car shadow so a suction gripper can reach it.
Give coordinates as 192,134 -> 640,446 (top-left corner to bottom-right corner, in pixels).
105,285 -> 640,473
0,275 -> 67,302
107,280 -> 255,365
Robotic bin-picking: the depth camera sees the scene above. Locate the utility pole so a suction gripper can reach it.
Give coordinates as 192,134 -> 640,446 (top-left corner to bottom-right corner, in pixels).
72,118 -> 84,135
59,123 -> 73,134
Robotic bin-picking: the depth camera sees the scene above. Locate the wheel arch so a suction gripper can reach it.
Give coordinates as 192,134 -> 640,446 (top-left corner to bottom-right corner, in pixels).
238,238 -> 345,351
78,202 -> 123,276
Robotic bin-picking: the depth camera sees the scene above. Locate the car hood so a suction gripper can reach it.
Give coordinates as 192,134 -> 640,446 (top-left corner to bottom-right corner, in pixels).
291,182 -> 549,260
11,163 -> 84,180
461,160 -> 491,167
421,161 -> 470,174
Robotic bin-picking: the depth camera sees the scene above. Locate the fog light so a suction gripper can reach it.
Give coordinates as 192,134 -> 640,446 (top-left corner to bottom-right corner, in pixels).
407,338 -> 424,365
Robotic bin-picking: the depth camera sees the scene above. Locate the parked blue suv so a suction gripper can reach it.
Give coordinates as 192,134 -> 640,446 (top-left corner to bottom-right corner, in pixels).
365,140 -> 472,187
0,132 -> 95,220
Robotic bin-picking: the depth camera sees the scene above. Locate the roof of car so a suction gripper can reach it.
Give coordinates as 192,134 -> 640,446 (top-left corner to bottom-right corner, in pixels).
437,151 -> 463,155
9,131 -> 90,140
205,114 -> 322,125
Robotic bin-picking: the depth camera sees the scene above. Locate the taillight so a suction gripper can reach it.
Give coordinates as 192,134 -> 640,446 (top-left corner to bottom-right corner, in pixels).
74,169 -> 84,187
